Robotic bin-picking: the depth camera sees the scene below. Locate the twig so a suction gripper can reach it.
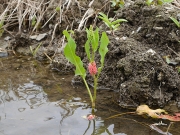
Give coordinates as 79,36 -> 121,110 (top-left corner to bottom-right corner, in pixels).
166,122 -> 174,133
77,8 -> 95,31
49,22 -> 59,46
167,45 -> 180,57
52,25 -> 69,58
65,0 -> 72,12
43,52 -> 52,61
42,11 -> 57,28
105,112 -> 135,120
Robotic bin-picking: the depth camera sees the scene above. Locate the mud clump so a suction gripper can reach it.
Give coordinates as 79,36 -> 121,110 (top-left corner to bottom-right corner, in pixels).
75,2 -> 180,108
116,38 -> 180,108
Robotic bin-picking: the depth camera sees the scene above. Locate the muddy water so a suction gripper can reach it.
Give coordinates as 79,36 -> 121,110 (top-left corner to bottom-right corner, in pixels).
0,56 -> 180,135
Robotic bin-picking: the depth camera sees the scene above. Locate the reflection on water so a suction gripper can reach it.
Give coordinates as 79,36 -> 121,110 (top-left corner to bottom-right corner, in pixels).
0,81 -> 122,135
17,81 -> 48,109
0,56 -> 126,135
0,56 -> 180,135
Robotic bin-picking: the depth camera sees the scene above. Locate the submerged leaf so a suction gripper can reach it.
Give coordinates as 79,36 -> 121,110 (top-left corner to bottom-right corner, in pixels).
136,105 -> 180,122
150,124 -> 172,135
158,113 -> 180,121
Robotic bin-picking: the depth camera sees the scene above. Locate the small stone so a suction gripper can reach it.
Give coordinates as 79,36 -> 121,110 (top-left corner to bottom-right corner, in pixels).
29,35 -> 37,40
36,33 -> 47,41
29,33 -> 47,41
146,49 -> 156,56
4,36 -> 11,41
72,97 -> 81,102
0,48 -> 8,57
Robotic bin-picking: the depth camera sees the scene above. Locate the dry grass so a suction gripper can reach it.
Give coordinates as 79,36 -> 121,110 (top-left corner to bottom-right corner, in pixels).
0,0 -> 62,35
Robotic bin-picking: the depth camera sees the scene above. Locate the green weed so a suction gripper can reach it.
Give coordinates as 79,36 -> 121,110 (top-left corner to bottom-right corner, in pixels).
30,42 -> 42,57
111,0 -> 125,8
63,26 -> 109,110
146,0 -> 173,6
170,17 -> 180,28
98,12 -> 127,34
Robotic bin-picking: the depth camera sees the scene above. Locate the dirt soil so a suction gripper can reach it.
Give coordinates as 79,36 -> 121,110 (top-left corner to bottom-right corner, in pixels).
3,0 -> 180,110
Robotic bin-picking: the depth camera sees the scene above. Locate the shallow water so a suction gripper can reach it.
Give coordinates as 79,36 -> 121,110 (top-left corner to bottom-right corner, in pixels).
0,56 -> 180,135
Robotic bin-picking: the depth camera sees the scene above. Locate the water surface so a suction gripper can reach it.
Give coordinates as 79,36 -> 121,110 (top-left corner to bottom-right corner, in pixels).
0,56 -> 180,135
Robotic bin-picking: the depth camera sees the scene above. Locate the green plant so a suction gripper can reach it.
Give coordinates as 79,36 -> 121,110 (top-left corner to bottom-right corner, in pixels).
98,12 -> 127,34
63,26 -> 109,110
146,0 -> 173,6
31,16 -> 36,27
0,20 -> 4,37
177,66 -> 180,73
55,6 -> 60,12
111,0 -> 125,8
170,17 -> 180,28
30,42 -> 42,57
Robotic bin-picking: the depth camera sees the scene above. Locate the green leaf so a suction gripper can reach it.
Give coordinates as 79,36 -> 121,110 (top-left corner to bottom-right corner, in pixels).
111,1 -> 117,7
99,16 -> 111,27
112,24 -> 120,31
146,0 -> 153,6
111,19 -> 127,25
55,6 -> 60,12
63,30 -> 86,78
0,20 -> 4,28
157,0 -> 163,5
163,0 -> 173,3
31,17 -> 36,26
98,12 -> 111,27
85,39 -> 91,61
0,29 -> 4,37
119,0 -> 125,7
170,17 -> 180,28
99,12 -> 108,19
99,32 -> 109,67
92,27 -> 99,52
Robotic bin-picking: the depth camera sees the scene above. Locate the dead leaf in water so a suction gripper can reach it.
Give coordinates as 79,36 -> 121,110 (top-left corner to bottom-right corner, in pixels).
136,105 -> 180,121
158,113 -> 180,121
136,105 -> 167,118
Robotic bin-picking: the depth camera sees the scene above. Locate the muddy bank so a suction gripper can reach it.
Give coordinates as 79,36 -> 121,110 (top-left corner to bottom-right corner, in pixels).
71,1 -> 180,109
1,0 -> 180,110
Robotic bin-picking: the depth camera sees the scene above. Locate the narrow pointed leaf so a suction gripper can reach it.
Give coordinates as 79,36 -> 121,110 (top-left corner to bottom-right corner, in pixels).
157,0 -> 163,5
111,19 -> 127,25
99,12 -> 108,19
99,32 -> 109,67
170,17 -> 180,27
85,39 -> 91,61
146,0 -> 153,6
63,30 -> 86,78
92,28 -> 99,52
112,24 -> 120,30
98,12 -> 111,26
99,16 -> 111,26
163,0 -> 173,3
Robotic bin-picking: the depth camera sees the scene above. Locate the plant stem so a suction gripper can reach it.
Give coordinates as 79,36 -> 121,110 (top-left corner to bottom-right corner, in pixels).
83,77 -> 94,106
93,76 -> 98,103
